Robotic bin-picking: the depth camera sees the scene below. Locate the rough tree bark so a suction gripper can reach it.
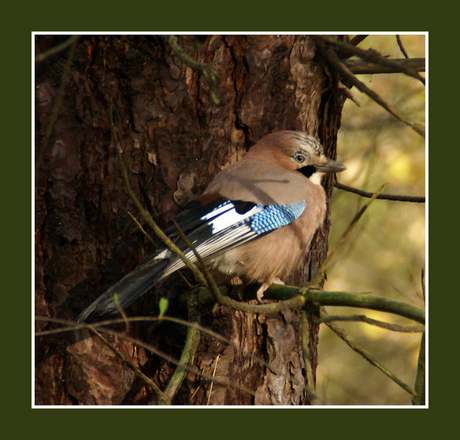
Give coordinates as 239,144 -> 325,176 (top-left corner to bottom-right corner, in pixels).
35,34 -> 345,405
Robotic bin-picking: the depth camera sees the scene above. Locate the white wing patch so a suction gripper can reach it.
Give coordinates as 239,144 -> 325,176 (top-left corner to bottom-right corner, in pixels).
201,202 -> 263,233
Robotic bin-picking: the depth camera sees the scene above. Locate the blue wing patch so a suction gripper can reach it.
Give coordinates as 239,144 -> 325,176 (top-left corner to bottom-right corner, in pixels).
201,199 -> 306,236
156,198 -> 306,277
250,201 -> 306,234
77,197 -> 307,319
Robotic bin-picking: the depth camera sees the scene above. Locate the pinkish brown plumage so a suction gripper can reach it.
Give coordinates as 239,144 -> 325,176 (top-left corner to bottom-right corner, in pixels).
204,131 -> 345,298
77,131 -> 345,320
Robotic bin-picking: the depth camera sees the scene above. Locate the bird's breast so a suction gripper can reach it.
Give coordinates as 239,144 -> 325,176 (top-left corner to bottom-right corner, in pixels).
208,189 -> 327,284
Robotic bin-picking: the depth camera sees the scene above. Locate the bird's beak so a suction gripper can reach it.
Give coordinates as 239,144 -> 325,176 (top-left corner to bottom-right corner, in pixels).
315,158 -> 346,173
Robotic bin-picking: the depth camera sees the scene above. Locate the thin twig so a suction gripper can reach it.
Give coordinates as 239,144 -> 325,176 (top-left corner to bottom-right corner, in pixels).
113,293 -> 130,334
335,181 -> 425,203
313,36 -> 425,137
412,332 -> 426,405
396,35 -> 410,59
46,316 -> 257,398
412,273 -> 426,405
207,355 -> 220,405
126,211 -> 156,245
170,221 -> 306,315
421,268 -> 426,302
322,310 -> 416,396
36,315 -> 299,391
108,101 -> 208,288
311,184 -> 388,286
315,314 -> 425,333
321,35 -> 425,84
35,35 -> 80,63
170,219 -> 222,299
89,327 -> 164,399
159,314 -> 201,405
349,35 -> 369,47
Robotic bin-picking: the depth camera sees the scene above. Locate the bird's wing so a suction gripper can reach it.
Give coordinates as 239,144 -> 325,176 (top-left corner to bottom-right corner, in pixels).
161,194 -> 307,276
76,194 -> 306,320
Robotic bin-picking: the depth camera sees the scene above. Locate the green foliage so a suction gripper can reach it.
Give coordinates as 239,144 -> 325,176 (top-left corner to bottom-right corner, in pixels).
159,297 -> 169,317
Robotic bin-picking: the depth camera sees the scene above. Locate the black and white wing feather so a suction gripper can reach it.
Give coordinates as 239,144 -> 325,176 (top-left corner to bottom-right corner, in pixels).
76,196 -> 306,320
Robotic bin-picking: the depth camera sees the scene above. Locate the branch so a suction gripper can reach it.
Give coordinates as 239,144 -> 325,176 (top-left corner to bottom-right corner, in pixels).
348,35 -> 369,48
159,314 -> 201,405
300,289 -> 425,324
37,315 -> 318,402
35,35 -> 80,63
36,315 -> 285,376
190,285 -> 425,325
37,316 -> 257,398
126,211 -> 156,245
311,184 -> 387,285
313,36 -> 425,137
321,36 -> 425,84
108,101 -> 210,290
88,327 -> 165,399
396,35 -> 410,59
170,219 -> 228,307
321,309 -> 416,396
315,314 -> 425,333
346,57 -> 425,75
335,182 -> 425,203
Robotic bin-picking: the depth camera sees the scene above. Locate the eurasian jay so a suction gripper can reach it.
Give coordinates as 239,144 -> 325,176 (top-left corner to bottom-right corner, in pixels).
76,131 -> 346,321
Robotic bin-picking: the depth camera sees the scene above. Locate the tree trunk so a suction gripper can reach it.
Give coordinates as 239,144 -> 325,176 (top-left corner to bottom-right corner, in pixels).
35,34 -> 345,405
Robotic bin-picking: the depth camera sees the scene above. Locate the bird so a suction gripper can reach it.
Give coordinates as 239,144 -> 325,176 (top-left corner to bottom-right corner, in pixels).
76,131 -> 346,321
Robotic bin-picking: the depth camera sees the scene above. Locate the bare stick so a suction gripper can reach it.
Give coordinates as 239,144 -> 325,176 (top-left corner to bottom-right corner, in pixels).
313,36 -> 425,137
335,182 -> 425,203
315,314 -> 425,333
322,310 -> 416,396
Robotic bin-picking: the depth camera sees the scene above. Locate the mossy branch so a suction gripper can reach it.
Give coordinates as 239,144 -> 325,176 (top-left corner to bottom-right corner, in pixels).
193,284 -> 425,325
158,316 -> 201,405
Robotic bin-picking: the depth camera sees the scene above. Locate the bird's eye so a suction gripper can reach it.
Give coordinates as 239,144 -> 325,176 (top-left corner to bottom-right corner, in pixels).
293,154 -> 306,163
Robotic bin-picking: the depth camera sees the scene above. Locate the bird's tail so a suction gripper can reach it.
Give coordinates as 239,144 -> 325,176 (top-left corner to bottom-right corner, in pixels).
76,256 -> 170,322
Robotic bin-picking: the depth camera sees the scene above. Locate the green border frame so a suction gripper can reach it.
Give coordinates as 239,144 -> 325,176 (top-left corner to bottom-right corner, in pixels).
9,1 -> 449,436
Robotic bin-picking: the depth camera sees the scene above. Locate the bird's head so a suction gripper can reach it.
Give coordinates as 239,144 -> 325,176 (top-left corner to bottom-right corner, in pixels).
249,131 -> 346,183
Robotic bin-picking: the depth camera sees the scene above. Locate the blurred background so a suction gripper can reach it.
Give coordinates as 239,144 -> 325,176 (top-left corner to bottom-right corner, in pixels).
317,34 -> 426,405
